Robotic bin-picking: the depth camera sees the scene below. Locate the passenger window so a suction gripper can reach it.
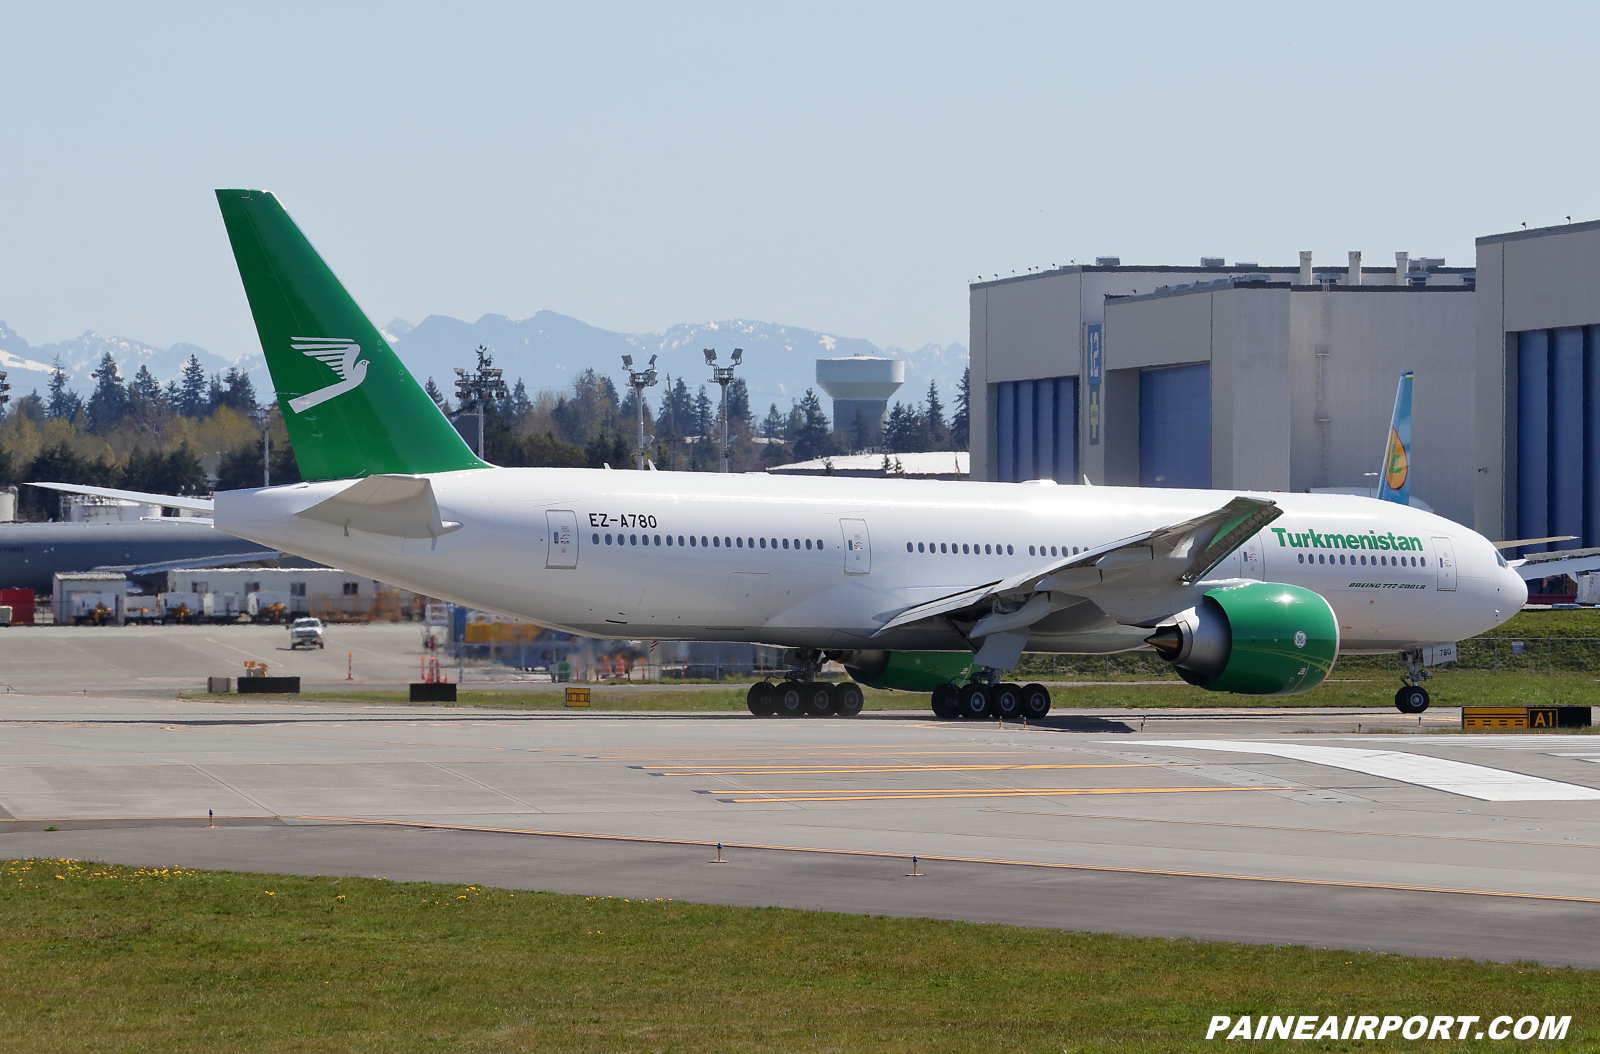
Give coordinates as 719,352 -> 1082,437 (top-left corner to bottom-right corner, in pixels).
805,539 -> 811,550
690,536 -> 697,547
961,544 -> 969,554
1006,545 -> 1013,555
793,539 -> 800,549
726,537 -> 733,548
1029,545 -> 1036,556
605,534 -> 613,545
1421,557 -> 1426,566
1298,553 -> 1304,563
1050,546 -> 1057,556
905,542 -> 912,552
736,537 -> 743,548
918,542 -> 925,552
713,536 -> 720,547
592,533 -> 600,544
984,544 -> 991,554
1073,547 -> 1079,554
782,538 -> 789,549
666,535 -> 673,546
679,536 -> 685,546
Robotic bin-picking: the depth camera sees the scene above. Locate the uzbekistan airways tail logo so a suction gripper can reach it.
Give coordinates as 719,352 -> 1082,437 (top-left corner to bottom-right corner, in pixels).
288,337 -> 369,413
1383,426 -> 1408,491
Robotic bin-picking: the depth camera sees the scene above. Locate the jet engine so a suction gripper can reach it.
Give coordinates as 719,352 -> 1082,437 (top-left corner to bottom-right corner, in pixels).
1145,582 -> 1339,696
829,650 -> 975,692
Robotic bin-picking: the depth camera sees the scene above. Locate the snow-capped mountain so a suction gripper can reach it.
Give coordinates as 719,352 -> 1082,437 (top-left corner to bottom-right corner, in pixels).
1,313 -> 968,423
387,312 -> 968,414
0,322 -> 253,395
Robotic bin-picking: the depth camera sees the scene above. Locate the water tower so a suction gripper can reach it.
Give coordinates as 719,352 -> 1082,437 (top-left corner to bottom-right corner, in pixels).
815,355 -> 905,438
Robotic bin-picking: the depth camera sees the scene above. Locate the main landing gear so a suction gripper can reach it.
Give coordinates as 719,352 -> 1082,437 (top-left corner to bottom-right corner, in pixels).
745,647 -> 865,718
930,672 -> 1052,722
1393,648 -> 1431,714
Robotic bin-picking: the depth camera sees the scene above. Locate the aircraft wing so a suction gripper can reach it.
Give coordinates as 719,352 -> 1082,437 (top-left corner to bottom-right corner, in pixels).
1509,546 -> 1600,583
28,481 -> 215,514
874,496 -> 1281,668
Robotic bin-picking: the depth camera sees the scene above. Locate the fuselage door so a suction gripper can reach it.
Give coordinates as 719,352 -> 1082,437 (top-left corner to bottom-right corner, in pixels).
841,518 -> 871,575
546,510 -> 579,569
1239,535 -> 1265,579
1432,536 -> 1456,591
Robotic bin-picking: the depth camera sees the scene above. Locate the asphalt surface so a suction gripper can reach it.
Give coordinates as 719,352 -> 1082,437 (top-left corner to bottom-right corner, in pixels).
4,688 -> 1600,966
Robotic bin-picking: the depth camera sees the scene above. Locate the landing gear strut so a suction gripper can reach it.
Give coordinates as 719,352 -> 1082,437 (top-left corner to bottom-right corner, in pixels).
1393,649 -> 1431,714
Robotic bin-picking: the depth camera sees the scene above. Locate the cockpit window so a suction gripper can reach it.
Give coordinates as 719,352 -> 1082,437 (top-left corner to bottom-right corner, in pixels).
1496,551 -> 1508,568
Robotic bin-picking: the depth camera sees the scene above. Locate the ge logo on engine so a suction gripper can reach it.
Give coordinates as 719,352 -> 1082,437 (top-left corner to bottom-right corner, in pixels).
1294,631 -> 1307,649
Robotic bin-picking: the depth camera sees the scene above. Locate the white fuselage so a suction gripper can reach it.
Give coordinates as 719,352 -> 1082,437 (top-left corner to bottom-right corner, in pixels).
214,469 -> 1527,655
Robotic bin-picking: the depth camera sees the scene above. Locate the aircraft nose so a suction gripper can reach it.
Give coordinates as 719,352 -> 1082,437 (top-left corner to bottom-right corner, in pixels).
1505,566 -> 1529,609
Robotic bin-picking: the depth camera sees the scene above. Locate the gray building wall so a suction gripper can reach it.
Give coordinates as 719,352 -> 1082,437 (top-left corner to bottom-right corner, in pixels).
1098,282 -> 1476,524
1475,219 -> 1600,543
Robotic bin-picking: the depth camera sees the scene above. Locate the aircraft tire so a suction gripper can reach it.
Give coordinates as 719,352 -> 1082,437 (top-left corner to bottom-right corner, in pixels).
993,683 -> 1023,719
956,683 -> 993,720
930,684 -> 960,719
1394,685 -> 1430,714
1020,683 -> 1052,720
746,682 -> 777,716
804,683 -> 836,716
774,681 -> 806,717
833,681 -> 864,717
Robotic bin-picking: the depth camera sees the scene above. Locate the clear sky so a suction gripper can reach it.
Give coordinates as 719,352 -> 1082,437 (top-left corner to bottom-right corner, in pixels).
2,2 -> 1595,363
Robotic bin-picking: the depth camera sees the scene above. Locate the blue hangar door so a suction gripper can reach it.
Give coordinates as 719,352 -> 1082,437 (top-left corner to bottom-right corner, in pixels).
1139,363 -> 1211,489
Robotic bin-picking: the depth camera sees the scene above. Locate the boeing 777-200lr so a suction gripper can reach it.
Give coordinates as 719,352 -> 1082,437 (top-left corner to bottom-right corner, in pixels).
37,190 -> 1528,719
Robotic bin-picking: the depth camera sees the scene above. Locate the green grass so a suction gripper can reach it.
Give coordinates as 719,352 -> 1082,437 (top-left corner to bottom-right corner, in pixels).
1,858 -> 1593,1052
186,667 -> 1600,714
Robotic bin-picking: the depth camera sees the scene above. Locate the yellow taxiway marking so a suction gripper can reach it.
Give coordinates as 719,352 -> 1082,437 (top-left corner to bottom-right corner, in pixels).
291,814 -> 1600,905
654,762 -> 1177,776
722,786 -> 1288,803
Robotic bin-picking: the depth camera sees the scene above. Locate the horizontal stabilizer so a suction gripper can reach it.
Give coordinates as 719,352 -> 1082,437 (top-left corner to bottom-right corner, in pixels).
27,481 -> 215,514
95,551 -> 282,576
295,474 -> 462,540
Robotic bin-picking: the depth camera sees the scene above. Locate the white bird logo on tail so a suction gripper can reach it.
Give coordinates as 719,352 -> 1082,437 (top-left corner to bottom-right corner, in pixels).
288,337 -> 370,413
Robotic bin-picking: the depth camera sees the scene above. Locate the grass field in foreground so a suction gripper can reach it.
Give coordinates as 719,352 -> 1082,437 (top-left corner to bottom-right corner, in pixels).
1,858 -> 1593,1053
194,667 -> 1600,714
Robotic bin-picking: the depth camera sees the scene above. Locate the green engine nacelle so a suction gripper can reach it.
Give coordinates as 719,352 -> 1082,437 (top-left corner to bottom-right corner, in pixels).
1145,582 -> 1339,696
835,650 -> 974,692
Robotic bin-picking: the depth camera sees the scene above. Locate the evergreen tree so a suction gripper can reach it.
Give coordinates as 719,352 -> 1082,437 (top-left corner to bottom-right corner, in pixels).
127,364 -> 167,418
727,378 -> 750,422
657,376 -> 694,439
693,386 -> 714,437
792,389 -> 833,461
46,355 -> 81,421
505,378 -> 532,426
424,377 -> 447,410
924,380 -> 947,448
13,390 -> 44,424
206,373 -> 224,415
849,409 -> 873,452
952,366 -> 970,450
87,351 -> 128,432
214,367 -> 257,413
523,431 -> 588,468
761,402 -> 785,439
178,355 -> 208,417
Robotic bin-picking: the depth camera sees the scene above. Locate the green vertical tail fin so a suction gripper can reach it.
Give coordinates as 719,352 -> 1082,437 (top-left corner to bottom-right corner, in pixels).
215,189 -> 488,482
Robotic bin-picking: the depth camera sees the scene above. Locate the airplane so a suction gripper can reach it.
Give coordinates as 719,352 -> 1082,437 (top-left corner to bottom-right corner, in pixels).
36,190 -> 1530,719
0,512 -> 278,594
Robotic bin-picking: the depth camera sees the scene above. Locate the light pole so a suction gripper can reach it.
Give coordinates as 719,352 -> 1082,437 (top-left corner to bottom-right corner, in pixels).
703,347 -> 742,473
251,406 -> 272,487
453,345 -> 508,459
621,354 -> 658,470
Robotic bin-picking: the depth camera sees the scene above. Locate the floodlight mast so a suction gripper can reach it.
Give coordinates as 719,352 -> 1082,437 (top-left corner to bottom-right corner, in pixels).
705,348 -> 743,473
622,354 -> 658,469
453,345 -> 508,458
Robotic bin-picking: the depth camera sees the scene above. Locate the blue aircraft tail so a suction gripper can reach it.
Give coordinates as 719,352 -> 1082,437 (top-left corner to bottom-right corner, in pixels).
1379,371 -> 1413,505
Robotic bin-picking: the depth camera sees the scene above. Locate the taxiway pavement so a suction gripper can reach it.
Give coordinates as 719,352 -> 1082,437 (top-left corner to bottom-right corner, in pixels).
3,692 -> 1599,966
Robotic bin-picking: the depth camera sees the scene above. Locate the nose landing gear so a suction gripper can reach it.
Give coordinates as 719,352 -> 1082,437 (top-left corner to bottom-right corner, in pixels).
1393,648 -> 1431,714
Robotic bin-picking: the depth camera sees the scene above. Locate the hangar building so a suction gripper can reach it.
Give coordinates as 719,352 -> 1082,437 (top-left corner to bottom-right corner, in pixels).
970,254 -> 1478,526
1475,219 -> 1600,552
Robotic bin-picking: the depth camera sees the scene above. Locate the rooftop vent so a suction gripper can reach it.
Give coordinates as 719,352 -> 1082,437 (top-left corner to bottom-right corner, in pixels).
1233,273 -> 1270,284
1094,256 -> 1121,267
1200,256 -> 1225,267
1414,256 -> 1446,270
1234,262 -> 1259,269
